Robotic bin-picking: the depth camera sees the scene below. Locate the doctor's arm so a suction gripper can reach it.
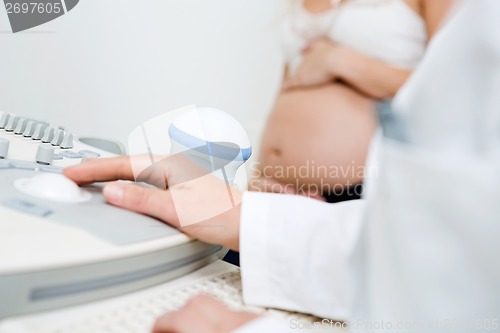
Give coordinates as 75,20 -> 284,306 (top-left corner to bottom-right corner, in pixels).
65,156 -> 365,331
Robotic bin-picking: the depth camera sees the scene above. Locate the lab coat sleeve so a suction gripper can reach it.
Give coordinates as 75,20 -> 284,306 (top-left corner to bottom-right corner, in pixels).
239,191 -> 366,321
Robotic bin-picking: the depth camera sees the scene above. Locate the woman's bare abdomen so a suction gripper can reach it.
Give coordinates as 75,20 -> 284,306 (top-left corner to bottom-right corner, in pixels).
257,83 -> 377,193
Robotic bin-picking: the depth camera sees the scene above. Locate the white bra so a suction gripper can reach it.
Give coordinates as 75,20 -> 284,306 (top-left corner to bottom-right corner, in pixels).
281,0 -> 427,72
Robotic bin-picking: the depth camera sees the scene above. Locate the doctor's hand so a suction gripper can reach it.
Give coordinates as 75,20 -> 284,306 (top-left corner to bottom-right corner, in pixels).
152,295 -> 260,333
64,155 -> 243,251
283,38 -> 345,90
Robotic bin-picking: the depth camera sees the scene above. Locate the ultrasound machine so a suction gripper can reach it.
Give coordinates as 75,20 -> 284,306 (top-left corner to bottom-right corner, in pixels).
0,2 -> 320,332
0,110 -> 233,331
0,107 -> 324,333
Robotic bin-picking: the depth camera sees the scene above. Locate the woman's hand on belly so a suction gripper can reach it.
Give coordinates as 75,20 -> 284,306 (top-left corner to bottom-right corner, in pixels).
283,38 -> 342,90
284,38 -> 412,99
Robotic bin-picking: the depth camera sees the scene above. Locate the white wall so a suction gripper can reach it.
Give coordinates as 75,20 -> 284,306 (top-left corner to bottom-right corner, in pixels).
0,0 -> 285,159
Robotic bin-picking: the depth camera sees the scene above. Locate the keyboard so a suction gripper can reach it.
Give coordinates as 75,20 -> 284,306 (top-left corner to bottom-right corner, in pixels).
0,261 -> 339,333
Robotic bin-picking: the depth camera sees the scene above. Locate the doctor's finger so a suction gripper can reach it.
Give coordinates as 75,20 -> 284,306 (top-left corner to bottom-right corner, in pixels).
103,182 -> 178,226
64,156 -> 135,185
152,311 -> 204,333
152,311 -> 186,333
152,296 -> 211,333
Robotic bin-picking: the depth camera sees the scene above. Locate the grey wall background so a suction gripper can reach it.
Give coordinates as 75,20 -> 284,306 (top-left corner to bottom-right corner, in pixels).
0,0 -> 285,162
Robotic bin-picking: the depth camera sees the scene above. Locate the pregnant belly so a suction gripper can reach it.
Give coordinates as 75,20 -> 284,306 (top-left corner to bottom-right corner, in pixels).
258,83 -> 378,189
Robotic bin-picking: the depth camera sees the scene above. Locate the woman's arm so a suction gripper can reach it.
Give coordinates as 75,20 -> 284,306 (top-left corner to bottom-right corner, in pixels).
421,0 -> 457,39
284,0 -> 457,99
331,45 -> 411,99
282,40 -> 411,99
335,0 -> 457,98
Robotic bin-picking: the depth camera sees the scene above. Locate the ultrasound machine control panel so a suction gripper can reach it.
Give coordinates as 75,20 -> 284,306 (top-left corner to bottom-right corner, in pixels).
0,111 -> 225,320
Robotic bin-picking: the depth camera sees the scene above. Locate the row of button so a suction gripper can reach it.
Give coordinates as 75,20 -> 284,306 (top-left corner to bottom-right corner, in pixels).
0,136 -> 100,165
0,113 -> 73,149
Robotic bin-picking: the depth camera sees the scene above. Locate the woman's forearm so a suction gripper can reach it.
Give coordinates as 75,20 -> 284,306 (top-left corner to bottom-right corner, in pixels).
330,45 -> 412,99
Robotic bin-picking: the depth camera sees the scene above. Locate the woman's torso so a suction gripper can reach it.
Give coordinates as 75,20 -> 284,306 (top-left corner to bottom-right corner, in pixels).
260,0 -> 428,188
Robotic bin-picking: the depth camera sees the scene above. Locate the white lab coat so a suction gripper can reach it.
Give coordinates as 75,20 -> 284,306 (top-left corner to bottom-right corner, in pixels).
235,0 -> 500,332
